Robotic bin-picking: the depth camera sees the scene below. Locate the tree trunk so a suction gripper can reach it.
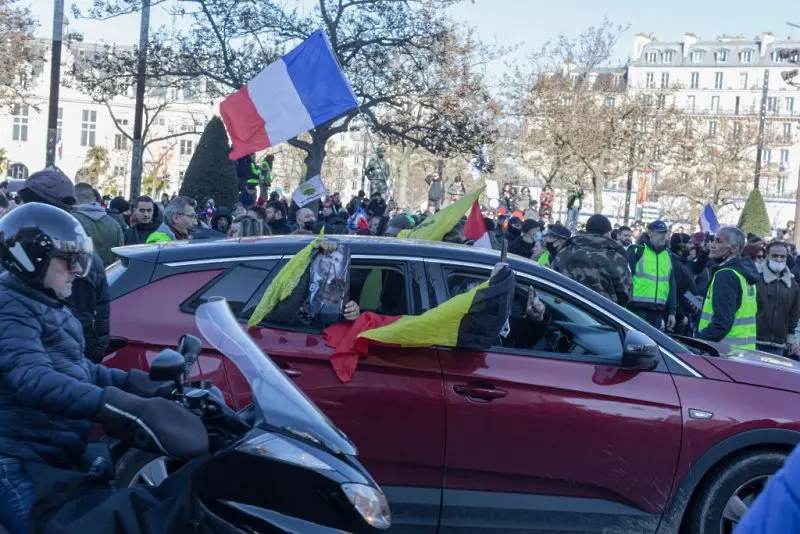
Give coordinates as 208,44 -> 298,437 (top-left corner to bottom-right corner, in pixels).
300,129 -> 329,184
592,174 -> 604,215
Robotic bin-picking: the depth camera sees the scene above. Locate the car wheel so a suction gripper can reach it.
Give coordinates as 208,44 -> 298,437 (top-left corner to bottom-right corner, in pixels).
115,449 -> 178,488
687,450 -> 786,534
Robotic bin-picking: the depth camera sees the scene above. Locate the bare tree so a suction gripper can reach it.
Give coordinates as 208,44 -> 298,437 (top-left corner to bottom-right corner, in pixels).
76,0 -> 498,181
0,0 -> 39,107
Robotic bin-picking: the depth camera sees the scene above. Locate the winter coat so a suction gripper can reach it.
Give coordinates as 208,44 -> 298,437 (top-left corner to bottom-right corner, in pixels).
239,190 -> 257,208
734,441 -> 800,534
68,252 -> 110,364
210,207 -> 232,234
72,204 -> 124,267
123,204 -> 164,246
508,236 -> 534,259
697,256 -> 760,343
267,217 -> 291,235
552,233 -> 632,305
426,176 -> 445,201
757,265 -> 800,348
0,273 -> 127,467
105,209 -> 128,231
670,253 -> 699,322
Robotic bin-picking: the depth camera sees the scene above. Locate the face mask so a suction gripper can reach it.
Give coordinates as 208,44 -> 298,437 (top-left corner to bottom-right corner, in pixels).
303,220 -> 315,231
535,231 -> 543,241
768,260 -> 786,273
507,226 -> 521,238
217,220 -> 230,232
546,241 -> 559,256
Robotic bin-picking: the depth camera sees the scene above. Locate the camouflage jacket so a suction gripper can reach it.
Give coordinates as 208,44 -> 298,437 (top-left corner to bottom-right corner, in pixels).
552,233 -> 632,306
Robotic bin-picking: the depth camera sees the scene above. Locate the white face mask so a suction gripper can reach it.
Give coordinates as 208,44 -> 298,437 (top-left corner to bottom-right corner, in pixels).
768,260 -> 786,273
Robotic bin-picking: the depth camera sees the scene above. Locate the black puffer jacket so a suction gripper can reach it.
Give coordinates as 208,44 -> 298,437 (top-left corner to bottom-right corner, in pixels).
0,273 -> 127,467
68,252 -> 110,363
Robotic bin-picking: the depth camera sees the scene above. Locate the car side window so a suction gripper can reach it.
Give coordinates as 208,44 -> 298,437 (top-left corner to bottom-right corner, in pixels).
445,269 -> 624,364
350,262 -> 411,316
184,263 -> 277,317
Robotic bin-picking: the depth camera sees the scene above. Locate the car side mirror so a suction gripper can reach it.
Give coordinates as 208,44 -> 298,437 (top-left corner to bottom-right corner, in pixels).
622,330 -> 660,371
149,349 -> 186,383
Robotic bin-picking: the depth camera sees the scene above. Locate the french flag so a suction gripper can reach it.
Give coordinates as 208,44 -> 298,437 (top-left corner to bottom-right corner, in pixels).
464,201 -> 492,249
698,203 -> 720,234
220,30 -> 358,160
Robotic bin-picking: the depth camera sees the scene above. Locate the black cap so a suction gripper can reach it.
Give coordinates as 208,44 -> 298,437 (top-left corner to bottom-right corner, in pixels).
521,219 -> 540,234
545,223 -> 571,240
648,220 -> 668,233
585,214 -> 612,235
508,216 -> 522,228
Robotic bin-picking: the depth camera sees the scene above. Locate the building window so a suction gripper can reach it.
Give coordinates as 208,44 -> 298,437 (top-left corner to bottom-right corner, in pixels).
605,97 -> 616,108
116,117 -> 130,127
657,94 -> 666,109
113,165 -> 126,176
645,72 -> 655,88
80,109 -> 97,147
7,163 -> 28,179
660,72 -> 670,88
784,123 -> 793,139
661,51 -> 674,62
762,149 -> 772,164
56,107 -> 63,142
690,72 -> 700,89
711,96 -> 720,113
781,149 -> 790,166
691,50 -> 704,63
708,120 -> 717,137
179,169 -> 186,181
768,97 -> 779,113
772,51 -> 789,63
787,97 -> 795,114
156,117 -> 166,126
645,51 -> 657,63
739,73 -> 748,90
733,121 -> 743,137
11,105 -> 29,142
687,95 -> 696,111
715,50 -> 728,63
714,72 -> 724,89
114,134 -> 128,150
180,139 -> 193,156
740,51 -> 752,63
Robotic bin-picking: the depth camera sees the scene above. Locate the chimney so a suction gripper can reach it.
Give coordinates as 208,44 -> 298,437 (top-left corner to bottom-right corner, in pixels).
760,32 -> 774,56
632,33 -> 654,60
683,32 -> 697,58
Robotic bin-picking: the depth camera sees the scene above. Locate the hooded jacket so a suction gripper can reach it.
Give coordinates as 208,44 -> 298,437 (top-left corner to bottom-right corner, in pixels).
757,264 -> 800,348
697,256 -> 760,343
72,204 -> 124,266
670,252 -> 699,321
553,233 -> 632,305
210,207 -> 232,234
124,204 -> 164,246
0,273 -> 127,466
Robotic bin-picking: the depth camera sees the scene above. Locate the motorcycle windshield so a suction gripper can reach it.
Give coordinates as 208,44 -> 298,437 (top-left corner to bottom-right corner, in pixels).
195,298 -> 357,456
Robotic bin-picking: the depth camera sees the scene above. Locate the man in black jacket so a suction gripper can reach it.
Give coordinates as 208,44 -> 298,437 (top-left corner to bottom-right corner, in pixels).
14,169 -> 111,363
124,195 -> 163,246
668,233 -> 700,336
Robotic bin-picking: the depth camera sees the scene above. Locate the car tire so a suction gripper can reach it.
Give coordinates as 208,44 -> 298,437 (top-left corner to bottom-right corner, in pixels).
686,450 -> 786,534
115,448 -> 175,488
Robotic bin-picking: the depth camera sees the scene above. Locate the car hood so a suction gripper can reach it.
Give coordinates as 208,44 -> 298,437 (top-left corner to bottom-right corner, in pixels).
702,341 -> 800,393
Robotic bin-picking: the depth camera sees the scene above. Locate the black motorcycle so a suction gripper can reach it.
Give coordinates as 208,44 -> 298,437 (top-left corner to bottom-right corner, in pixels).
35,297 -> 391,534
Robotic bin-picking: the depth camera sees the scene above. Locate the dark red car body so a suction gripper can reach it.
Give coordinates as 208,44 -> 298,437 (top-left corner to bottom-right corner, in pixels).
105,236 -> 800,533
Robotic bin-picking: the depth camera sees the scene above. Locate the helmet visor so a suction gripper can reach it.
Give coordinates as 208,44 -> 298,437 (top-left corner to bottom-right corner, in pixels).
50,233 -> 94,278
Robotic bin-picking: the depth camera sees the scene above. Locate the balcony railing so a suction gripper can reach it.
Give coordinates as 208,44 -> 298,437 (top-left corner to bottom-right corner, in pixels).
684,106 -> 798,117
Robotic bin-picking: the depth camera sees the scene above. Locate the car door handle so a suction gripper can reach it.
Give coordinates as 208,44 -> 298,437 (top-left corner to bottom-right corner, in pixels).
453,384 -> 507,400
278,363 -> 302,378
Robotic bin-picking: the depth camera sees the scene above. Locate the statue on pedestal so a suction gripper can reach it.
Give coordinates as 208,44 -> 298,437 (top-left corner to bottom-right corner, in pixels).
365,147 -> 390,198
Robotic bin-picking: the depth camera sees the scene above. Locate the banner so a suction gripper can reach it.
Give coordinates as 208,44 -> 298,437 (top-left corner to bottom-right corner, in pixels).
291,175 -> 328,207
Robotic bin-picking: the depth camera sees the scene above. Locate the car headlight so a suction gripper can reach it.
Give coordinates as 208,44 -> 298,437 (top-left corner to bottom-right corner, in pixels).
341,483 -> 391,530
239,432 -> 333,471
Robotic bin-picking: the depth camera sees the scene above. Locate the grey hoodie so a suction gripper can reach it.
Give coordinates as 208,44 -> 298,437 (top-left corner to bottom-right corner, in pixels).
72,204 -> 124,266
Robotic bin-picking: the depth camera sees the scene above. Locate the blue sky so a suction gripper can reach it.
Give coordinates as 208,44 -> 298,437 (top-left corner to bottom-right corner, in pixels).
30,0 -> 798,71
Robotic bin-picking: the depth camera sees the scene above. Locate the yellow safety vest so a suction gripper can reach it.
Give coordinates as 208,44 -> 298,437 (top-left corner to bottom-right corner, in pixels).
698,268 -> 757,349
631,245 -> 671,307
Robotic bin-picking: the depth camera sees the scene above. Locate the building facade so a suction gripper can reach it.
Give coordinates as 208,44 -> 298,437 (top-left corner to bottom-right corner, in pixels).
627,32 -> 800,199
1,34 -> 216,197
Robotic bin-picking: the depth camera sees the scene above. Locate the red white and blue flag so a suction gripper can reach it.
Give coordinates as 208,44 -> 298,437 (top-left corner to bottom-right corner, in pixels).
699,203 -> 720,233
220,30 -> 358,160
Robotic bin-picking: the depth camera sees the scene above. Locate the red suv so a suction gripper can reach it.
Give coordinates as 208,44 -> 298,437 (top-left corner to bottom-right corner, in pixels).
106,236 -> 800,534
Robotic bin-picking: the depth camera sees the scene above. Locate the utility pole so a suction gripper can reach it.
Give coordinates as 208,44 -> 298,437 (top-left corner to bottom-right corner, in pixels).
45,0 -> 64,168
129,0 -> 150,200
623,144 -> 636,225
753,69 -> 770,189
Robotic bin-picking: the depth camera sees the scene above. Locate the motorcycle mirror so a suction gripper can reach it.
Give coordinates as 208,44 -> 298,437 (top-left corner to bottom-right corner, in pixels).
177,334 -> 202,384
149,349 -> 186,384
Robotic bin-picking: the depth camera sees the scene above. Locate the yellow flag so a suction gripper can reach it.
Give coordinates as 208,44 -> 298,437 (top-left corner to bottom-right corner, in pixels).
403,187 -> 485,242
248,229 -> 325,327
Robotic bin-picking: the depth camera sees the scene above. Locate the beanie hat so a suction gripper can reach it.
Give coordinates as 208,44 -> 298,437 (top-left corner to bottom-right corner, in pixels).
110,196 -> 130,214
585,214 -> 612,235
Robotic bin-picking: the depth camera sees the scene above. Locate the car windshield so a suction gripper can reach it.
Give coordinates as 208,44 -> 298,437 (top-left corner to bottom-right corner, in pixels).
194,298 -> 357,456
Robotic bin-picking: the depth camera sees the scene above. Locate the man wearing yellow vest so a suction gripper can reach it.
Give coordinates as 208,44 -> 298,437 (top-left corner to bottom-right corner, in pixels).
698,226 -> 758,348
627,220 -> 677,330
